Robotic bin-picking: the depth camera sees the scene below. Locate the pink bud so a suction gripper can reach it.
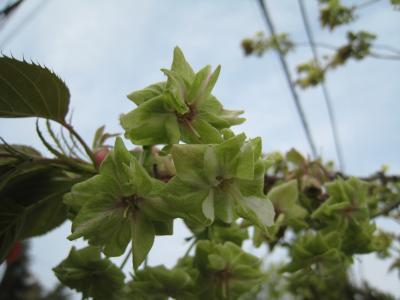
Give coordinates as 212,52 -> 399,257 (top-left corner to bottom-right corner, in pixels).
94,147 -> 110,166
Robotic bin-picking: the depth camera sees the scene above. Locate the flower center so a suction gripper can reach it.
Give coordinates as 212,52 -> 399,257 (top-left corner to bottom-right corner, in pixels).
177,105 -> 197,124
120,194 -> 143,217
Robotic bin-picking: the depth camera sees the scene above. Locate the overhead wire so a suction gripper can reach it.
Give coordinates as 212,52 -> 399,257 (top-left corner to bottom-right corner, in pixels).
256,0 -> 318,158
0,0 -> 25,31
297,0 -> 345,170
0,0 -> 49,49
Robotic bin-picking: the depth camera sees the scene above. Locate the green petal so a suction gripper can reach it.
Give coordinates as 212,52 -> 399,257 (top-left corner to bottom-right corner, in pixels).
214,189 -> 235,223
239,196 -> 275,230
235,141 -> 255,180
171,144 -> 208,186
170,46 -> 195,82
53,246 -> 125,300
202,189 -> 215,223
67,195 -> 131,257
127,82 -> 166,105
131,213 -> 155,269
181,117 -> 223,144
188,65 -> 221,106
203,146 -> 220,184
120,96 -> 178,145
267,180 -> 299,212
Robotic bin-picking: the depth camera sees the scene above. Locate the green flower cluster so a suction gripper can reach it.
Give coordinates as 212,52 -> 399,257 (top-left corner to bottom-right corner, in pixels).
53,48 -> 390,300
58,47 -> 275,299
120,47 -> 245,145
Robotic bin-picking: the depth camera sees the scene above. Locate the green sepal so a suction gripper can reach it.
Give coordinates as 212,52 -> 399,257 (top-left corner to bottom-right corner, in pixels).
170,46 -> 195,83
282,232 -> 347,274
65,137 -> 173,266
164,135 -> 274,229
123,265 -> 196,300
312,177 -> 370,225
194,241 -> 264,299
121,47 -> 244,145
53,246 -> 125,300
127,82 -> 166,106
267,180 -> 307,223
188,65 -> 221,106
120,96 -> 179,145
131,213 -> 155,269
161,69 -> 190,114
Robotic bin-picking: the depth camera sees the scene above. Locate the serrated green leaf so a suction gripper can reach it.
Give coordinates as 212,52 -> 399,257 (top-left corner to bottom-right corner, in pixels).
0,56 -> 69,123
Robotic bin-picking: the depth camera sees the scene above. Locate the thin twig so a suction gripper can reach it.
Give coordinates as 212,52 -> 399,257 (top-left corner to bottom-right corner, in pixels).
120,244 -> 133,270
373,44 -> 400,55
369,52 -> 400,60
62,122 -> 97,169
60,127 -> 80,159
183,238 -> 198,258
296,42 -> 400,60
354,0 -> 382,10
46,120 -> 67,155
36,120 -> 64,158
372,200 -> 400,217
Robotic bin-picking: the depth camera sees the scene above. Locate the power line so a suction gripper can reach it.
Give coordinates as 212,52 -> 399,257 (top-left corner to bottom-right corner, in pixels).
297,0 -> 345,171
0,0 -> 25,32
0,0 -> 24,17
256,0 -> 317,158
0,0 -> 48,49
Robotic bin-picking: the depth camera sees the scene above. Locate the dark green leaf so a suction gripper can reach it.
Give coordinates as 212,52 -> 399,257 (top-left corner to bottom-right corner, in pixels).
0,201 -> 25,263
0,56 -> 70,123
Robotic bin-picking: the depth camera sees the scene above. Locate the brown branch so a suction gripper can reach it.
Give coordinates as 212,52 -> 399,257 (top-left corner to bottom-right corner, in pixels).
372,200 -> 400,218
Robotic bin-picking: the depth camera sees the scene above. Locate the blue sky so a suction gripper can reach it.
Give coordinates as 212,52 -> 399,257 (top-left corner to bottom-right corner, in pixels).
0,0 -> 399,298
